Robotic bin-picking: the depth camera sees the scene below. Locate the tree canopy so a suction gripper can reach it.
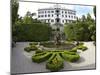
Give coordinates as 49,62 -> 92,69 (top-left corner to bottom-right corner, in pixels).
64,13 -> 95,41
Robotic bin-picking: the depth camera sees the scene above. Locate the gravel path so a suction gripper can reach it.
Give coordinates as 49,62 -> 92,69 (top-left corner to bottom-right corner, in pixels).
11,42 -> 96,74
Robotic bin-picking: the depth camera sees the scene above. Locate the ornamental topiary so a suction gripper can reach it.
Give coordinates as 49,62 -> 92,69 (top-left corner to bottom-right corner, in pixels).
70,47 -> 77,52
31,50 -> 81,71
46,53 -> 63,71
32,52 -> 52,63
24,44 -> 38,52
24,47 -> 31,52
29,42 -> 38,46
77,45 -> 88,51
61,53 -> 80,62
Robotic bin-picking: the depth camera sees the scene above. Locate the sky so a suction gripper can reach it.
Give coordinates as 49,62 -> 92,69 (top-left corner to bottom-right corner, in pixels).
18,0 -> 95,19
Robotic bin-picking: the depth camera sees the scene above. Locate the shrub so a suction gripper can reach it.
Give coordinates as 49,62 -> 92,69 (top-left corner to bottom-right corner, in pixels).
29,42 -> 38,46
78,42 -> 84,45
40,42 -> 54,48
24,45 -> 38,52
64,51 -> 76,55
47,53 -> 56,62
46,53 -> 63,71
29,45 -> 38,50
35,50 -> 44,54
15,23 -> 52,42
61,53 -> 80,62
24,47 -> 31,52
77,45 -> 88,51
32,53 -> 52,63
31,50 -> 80,71
70,47 -> 77,52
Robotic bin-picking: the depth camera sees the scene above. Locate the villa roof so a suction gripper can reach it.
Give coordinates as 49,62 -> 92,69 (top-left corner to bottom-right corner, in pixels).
38,5 -> 76,12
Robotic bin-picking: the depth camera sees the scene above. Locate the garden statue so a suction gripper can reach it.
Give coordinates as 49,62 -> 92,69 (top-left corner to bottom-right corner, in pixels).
54,28 -> 61,46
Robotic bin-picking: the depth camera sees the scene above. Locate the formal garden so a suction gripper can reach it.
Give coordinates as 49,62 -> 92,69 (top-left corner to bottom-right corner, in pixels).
11,0 -> 96,73
23,41 -> 88,71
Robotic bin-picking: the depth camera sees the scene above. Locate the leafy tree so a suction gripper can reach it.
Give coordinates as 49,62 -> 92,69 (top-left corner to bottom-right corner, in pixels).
14,11 -> 52,41
91,6 -> 96,43
11,0 -> 19,45
93,6 -> 96,18
64,23 -> 76,41
11,0 -> 19,25
64,13 -> 95,42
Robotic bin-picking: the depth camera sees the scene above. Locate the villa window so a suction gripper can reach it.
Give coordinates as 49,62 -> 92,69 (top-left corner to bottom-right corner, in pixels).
48,11 -> 50,13
45,15 -> 47,17
56,10 -> 59,13
62,15 -> 64,17
65,11 -> 67,14
62,11 -> 64,13
48,14 -> 50,17
71,16 -> 73,18
65,15 -> 67,17
38,15 -> 40,18
52,14 -> 53,17
51,11 -> 54,13
57,14 -> 59,17
41,15 -> 44,17
45,11 -> 46,13
69,15 -> 70,18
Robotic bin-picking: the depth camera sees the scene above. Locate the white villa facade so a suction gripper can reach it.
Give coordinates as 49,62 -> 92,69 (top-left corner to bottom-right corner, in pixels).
37,5 -> 77,31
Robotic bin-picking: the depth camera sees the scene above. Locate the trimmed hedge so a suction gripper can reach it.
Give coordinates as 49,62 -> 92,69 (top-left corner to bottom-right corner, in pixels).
35,50 -> 44,54
78,42 -> 84,45
15,23 -> 52,42
69,43 -> 87,52
24,47 -> 31,52
70,47 -> 77,52
77,45 -> 88,51
29,42 -> 38,46
24,45 -> 38,52
31,49 -> 81,71
64,51 -> 76,55
61,53 -> 80,62
32,52 -> 52,63
46,53 -> 63,71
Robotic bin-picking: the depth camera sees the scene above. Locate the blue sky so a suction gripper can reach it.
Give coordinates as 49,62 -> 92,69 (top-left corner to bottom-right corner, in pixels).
74,5 -> 94,18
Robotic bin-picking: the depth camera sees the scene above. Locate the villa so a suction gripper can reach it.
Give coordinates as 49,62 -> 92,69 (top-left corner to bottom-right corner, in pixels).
37,5 -> 77,31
